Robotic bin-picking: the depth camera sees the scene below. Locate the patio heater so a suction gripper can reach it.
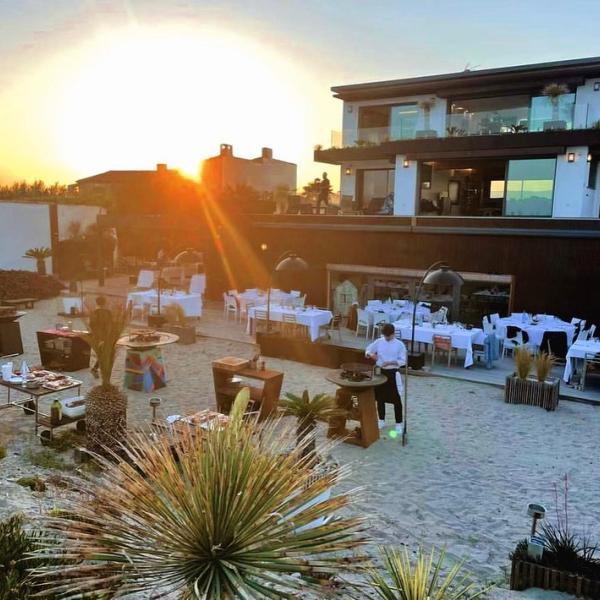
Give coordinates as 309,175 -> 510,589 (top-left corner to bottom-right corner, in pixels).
403,261 -> 463,446
265,252 -> 309,333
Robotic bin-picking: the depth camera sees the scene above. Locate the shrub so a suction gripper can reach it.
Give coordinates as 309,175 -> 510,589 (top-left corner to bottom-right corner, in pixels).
0,270 -> 64,300
16,476 -> 47,492
25,448 -> 70,471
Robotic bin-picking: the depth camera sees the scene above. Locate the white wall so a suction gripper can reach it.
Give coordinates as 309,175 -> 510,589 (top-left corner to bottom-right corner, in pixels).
576,78 -> 600,128
553,146 -> 590,217
0,202 -> 52,272
393,155 -> 418,215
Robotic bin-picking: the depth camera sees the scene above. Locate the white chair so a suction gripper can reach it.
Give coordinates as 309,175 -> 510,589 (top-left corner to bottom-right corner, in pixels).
290,290 -> 301,297
372,312 -> 389,339
577,328 -> 590,342
502,330 -> 525,358
589,324 -> 597,339
136,269 -> 154,289
228,289 -> 239,296
482,318 -> 494,335
292,295 -> 306,308
355,308 -> 370,338
189,274 -> 206,295
224,294 -> 239,321
490,313 -> 500,326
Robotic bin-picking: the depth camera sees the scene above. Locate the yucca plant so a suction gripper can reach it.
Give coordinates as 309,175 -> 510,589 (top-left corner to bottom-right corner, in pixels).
535,352 -> 555,383
82,304 -> 129,455
280,390 -> 346,459
542,83 -> 570,121
33,389 -> 366,598
514,347 -> 532,380
362,546 -> 487,600
23,246 -> 52,275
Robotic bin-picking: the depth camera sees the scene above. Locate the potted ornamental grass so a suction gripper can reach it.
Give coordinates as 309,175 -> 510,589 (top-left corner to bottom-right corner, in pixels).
162,303 -> 196,344
505,348 -> 559,410
542,83 -> 570,131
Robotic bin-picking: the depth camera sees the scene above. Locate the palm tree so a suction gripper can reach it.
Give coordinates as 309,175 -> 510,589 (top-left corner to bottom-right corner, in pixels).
361,546 -> 488,600
542,83 -> 570,122
279,390 -> 345,459
23,247 -> 52,275
82,304 -> 128,455
418,98 -> 436,131
34,390 -> 366,598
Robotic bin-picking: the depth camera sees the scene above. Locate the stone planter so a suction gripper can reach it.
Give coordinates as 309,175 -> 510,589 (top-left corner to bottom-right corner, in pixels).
510,558 -> 600,598
543,119 -> 567,131
163,324 -> 196,344
416,129 -> 438,138
504,375 -> 559,411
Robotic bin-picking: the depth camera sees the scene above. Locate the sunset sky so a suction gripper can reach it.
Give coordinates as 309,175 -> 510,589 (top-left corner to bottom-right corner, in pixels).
1,0 -> 600,189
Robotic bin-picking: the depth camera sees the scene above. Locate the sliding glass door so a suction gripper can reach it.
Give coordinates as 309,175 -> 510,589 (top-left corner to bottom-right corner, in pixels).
505,159 -> 556,216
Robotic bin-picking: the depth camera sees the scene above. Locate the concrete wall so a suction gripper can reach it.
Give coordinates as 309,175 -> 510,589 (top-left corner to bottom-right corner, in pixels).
553,146 -> 591,217
0,202 -> 52,272
393,155 -> 418,215
576,78 -> 600,127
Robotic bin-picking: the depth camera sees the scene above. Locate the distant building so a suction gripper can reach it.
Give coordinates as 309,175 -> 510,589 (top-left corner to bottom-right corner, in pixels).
76,163 -> 199,214
201,145 -> 297,193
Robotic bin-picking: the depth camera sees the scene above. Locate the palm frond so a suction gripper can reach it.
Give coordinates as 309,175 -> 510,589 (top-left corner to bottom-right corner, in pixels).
33,411 -> 366,598
23,246 -> 52,259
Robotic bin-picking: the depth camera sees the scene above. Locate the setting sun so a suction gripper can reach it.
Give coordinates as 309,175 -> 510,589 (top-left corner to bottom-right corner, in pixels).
0,23 -> 321,182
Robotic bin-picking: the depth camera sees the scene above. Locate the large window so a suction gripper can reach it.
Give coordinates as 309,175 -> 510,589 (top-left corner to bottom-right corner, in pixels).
505,159 -> 556,217
390,104 -> 418,140
358,169 -> 394,212
529,93 -> 576,131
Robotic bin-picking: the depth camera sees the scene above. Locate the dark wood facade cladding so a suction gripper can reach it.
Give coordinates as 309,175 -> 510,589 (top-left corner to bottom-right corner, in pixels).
243,215 -> 600,324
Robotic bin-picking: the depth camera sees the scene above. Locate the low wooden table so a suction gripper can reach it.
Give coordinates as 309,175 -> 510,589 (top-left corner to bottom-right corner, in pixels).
117,332 -> 178,392
212,358 -> 283,421
326,372 -> 386,448
0,376 -> 83,439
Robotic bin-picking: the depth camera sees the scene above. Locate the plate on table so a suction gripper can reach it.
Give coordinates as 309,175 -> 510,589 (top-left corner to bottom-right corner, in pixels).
8,376 -> 23,384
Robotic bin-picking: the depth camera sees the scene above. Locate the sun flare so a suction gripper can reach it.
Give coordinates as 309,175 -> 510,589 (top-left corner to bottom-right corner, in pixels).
35,25 -> 315,180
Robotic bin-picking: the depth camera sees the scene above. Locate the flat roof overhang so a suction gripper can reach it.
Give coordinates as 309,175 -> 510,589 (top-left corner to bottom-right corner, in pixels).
314,128 -> 600,165
332,56 -> 600,101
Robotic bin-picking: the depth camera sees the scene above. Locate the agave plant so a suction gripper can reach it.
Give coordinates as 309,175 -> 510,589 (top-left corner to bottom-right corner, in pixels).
33,389 -> 366,598
362,546 -> 487,600
82,303 -> 129,454
542,83 -> 570,121
280,390 -> 345,459
23,246 -> 52,275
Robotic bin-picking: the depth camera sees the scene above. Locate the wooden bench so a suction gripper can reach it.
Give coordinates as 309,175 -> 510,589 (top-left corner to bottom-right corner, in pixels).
4,298 -> 37,309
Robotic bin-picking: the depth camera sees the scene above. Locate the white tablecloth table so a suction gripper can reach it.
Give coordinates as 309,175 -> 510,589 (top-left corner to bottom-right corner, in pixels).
393,320 -> 485,368
237,290 -> 294,312
247,305 -> 332,342
127,290 -> 203,317
496,316 -> 575,347
365,302 -> 431,325
563,340 -> 600,382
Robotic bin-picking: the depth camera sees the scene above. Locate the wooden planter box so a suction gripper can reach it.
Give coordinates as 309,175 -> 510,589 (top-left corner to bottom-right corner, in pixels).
504,375 -> 559,411
163,324 -> 196,344
511,558 -> 600,598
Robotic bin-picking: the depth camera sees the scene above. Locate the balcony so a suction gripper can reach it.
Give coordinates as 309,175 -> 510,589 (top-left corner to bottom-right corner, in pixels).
327,102 -> 594,149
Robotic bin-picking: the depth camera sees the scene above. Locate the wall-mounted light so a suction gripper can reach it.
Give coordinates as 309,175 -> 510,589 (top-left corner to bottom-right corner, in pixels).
567,152 -> 576,163
403,158 -> 410,168
347,105 -> 354,113
594,82 -> 600,91
260,243 -> 268,251
588,153 -> 593,163
345,167 -> 352,175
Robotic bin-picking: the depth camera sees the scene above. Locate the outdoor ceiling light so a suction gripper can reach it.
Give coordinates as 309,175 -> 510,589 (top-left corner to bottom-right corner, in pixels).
403,158 -> 410,168
260,243 -> 268,251
345,167 -> 352,175
567,152 -> 576,163
594,82 -> 600,91
588,153 -> 593,163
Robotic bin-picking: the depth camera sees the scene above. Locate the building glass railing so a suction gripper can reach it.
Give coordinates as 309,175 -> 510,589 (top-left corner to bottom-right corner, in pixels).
323,103 -> 594,149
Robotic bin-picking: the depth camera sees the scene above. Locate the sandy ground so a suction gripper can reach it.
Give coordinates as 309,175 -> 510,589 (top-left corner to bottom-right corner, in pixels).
1,297 -> 599,597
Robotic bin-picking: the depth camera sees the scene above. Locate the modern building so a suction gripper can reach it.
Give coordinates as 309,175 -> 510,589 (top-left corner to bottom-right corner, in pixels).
232,58 -> 600,324
315,56 -> 600,218
201,144 -> 297,193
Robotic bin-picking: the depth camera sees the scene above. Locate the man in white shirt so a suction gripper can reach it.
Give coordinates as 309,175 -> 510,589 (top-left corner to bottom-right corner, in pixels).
365,323 -> 407,433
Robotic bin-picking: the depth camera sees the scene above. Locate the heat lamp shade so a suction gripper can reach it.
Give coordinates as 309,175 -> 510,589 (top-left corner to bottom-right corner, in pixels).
422,266 -> 464,287
274,254 -> 309,272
